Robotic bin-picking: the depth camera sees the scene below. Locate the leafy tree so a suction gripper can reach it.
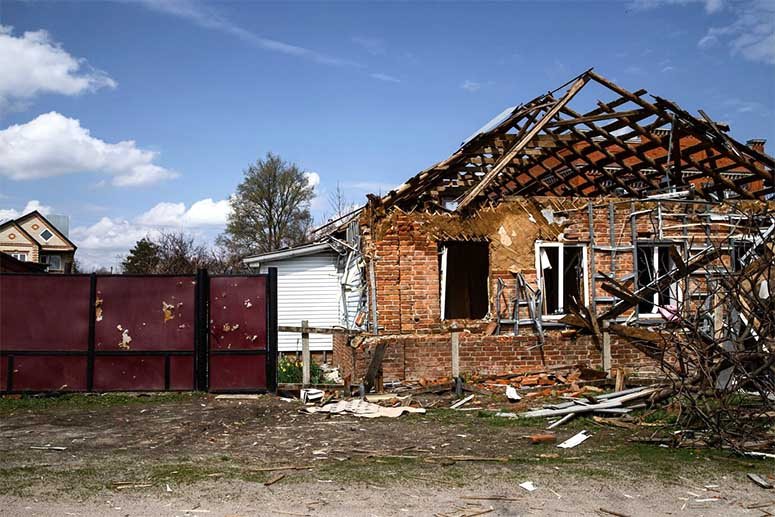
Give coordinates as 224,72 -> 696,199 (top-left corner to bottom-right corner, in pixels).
218,153 -> 315,258
122,238 -> 160,274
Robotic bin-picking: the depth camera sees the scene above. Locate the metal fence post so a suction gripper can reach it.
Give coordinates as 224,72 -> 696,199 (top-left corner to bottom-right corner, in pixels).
266,267 -> 278,392
194,268 -> 210,391
301,320 -> 310,386
86,273 -> 97,392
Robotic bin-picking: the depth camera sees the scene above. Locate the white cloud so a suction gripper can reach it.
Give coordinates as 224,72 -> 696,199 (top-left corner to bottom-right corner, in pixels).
135,198 -> 231,227
630,0 -> 724,14
0,25 -> 116,112
72,216 -> 160,251
304,171 -> 321,188
697,0 -> 775,64
0,199 -> 53,221
71,197 -> 232,270
370,72 -> 401,83
461,80 -> 481,93
0,112 -> 178,187
632,0 -> 773,65
140,0 -> 358,67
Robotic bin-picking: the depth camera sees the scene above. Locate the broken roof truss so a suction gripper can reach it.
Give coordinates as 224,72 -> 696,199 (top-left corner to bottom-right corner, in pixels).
380,69 -> 774,211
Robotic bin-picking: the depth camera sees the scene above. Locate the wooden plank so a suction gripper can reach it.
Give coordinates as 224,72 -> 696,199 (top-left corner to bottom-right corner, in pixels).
547,109 -> 648,128
455,74 -> 590,211
278,325 -> 358,335
364,342 -> 387,393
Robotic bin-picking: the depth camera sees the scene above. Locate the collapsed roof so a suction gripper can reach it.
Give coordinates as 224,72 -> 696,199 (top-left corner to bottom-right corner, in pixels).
379,69 -> 774,211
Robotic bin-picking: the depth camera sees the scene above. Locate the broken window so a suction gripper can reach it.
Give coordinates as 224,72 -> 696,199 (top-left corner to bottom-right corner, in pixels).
536,243 -> 586,316
636,244 -> 681,315
732,239 -> 753,272
439,241 -> 489,319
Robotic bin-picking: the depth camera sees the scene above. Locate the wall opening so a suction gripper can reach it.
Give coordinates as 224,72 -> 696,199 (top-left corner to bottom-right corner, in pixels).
536,242 -> 586,316
636,243 -> 680,315
439,241 -> 489,319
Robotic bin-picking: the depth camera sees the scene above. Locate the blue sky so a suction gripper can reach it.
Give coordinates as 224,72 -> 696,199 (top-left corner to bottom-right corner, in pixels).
0,0 -> 772,269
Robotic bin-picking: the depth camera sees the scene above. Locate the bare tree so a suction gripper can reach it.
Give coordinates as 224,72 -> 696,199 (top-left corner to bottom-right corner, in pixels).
327,181 -> 353,221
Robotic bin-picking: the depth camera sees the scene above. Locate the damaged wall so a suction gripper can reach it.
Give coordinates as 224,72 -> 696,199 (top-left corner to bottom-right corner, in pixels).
337,195 -> 774,383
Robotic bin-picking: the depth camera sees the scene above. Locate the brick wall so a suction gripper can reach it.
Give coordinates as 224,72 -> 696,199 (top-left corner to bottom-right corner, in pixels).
342,196 -> 769,383
339,330 -> 656,383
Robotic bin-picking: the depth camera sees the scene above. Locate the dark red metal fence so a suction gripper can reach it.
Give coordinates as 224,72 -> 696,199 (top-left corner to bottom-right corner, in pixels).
0,269 -> 277,393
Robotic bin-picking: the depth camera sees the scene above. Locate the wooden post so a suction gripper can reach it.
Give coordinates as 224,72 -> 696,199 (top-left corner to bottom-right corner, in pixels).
451,324 -> 461,397
301,320 -> 310,387
602,320 -> 612,375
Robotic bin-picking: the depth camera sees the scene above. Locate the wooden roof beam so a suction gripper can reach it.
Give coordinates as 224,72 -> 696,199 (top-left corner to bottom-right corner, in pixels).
455,74 -> 591,211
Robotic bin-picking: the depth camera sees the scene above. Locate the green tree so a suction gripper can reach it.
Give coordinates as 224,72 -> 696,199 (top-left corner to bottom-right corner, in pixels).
122,238 -> 160,273
218,153 -> 315,258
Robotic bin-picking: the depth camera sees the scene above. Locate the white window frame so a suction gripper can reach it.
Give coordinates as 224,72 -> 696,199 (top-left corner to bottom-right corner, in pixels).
39,228 -> 54,242
636,243 -> 682,318
9,252 -> 27,262
534,241 -> 589,320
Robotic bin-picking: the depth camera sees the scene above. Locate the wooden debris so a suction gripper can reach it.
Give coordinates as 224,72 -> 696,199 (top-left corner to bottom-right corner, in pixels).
460,496 -> 521,502
528,432 -> 557,444
749,473 -> 774,489
264,473 -> 286,486
450,394 -> 474,409
598,509 -> 632,517
252,465 -> 315,472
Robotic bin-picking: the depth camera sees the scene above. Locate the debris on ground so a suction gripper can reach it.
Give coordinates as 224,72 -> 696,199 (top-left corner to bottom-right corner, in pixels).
519,481 -> 537,492
300,389 -> 324,403
748,473 -> 774,489
302,399 -> 425,418
450,394 -> 474,409
527,432 -> 556,445
557,430 -> 592,449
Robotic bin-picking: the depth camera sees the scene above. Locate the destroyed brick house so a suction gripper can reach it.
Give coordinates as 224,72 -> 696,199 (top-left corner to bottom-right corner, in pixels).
297,70 -> 775,386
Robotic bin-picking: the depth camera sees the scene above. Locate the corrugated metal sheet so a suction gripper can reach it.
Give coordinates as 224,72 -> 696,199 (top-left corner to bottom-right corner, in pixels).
260,253 -> 340,351
340,251 -> 364,329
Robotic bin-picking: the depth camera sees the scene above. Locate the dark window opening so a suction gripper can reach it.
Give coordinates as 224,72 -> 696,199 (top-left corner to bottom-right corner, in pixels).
732,240 -> 753,272
440,242 -> 489,319
539,244 -> 585,315
637,244 -> 677,314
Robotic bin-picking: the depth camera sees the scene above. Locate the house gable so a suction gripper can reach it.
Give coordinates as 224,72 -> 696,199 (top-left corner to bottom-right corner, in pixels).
0,220 -> 40,262
16,211 -> 76,251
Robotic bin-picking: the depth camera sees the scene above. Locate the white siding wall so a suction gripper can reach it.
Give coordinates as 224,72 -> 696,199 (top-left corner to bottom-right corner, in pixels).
259,253 -> 339,352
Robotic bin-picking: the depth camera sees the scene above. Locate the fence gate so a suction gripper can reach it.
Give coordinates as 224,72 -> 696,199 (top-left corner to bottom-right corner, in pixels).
0,269 -> 277,393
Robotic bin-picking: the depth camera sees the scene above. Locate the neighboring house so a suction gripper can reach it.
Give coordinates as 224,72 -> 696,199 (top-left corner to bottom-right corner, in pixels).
0,211 -> 76,273
243,228 -> 365,355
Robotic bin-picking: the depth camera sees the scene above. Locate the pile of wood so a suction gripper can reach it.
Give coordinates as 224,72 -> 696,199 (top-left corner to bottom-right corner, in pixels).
518,385 -> 660,428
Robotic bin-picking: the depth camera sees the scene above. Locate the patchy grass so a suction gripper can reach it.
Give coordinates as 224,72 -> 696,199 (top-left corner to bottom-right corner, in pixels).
0,392 -> 199,414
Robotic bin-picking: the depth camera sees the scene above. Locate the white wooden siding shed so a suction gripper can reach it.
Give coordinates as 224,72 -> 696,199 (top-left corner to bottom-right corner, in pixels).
243,242 -> 363,352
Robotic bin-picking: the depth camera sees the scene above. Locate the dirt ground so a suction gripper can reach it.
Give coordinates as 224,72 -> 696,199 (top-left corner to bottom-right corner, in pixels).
1,393 -> 773,516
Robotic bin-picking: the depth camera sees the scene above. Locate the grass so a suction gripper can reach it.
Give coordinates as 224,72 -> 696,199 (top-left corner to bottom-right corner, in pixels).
0,392 -> 199,414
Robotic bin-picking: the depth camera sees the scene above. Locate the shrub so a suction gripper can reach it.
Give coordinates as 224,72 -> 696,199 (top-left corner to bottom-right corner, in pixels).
277,355 -> 326,384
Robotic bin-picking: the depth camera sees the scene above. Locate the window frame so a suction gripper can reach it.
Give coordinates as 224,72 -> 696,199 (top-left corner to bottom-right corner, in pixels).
39,228 -> 54,242
43,254 -> 63,271
534,241 -> 589,320
635,241 -> 683,318
9,252 -> 27,262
